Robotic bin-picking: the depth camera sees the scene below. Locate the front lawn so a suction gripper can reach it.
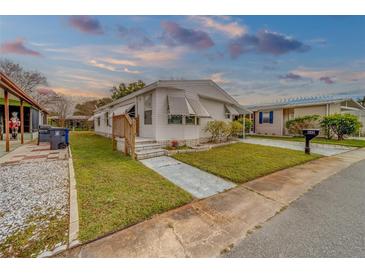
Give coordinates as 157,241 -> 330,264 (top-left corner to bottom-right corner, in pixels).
172,143 -> 320,184
249,135 -> 365,148
70,132 -> 192,242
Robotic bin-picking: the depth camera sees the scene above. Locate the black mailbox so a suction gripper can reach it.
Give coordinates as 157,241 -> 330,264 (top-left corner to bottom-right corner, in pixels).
302,129 -> 320,154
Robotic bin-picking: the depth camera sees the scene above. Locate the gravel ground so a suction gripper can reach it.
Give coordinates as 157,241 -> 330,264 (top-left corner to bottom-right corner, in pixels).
0,159 -> 69,256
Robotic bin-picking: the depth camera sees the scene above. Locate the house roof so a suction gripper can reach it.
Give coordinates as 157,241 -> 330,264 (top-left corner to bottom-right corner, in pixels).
245,96 -> 365,112
95,80 -> 251,114
0,72 -> 49,114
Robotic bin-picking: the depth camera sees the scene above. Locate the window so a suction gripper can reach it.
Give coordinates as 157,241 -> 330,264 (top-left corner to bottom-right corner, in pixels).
97,117 -> 101,126
185,116 -> 196,125
144,93 -> 152,125
168,115 -> 183,124
262,112 -> 270,123
105,112 -> 110,126
259,111 -> 274,124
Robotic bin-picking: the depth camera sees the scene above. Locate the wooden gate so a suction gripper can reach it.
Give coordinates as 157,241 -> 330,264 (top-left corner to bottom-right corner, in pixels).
112,114 -> 137,159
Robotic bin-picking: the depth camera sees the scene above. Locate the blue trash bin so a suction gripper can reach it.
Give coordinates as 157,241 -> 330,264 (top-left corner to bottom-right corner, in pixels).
65,128 -> 69,145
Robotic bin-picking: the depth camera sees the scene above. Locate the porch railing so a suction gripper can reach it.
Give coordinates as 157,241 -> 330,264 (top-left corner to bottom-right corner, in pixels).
112,114 -> 137,159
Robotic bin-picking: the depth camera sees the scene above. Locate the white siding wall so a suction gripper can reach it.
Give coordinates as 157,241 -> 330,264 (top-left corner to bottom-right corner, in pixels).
155,88 -> 200,141
199,97 -> 232,138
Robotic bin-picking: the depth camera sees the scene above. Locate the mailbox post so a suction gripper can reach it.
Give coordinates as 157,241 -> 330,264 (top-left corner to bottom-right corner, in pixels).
302,129 -> 320,154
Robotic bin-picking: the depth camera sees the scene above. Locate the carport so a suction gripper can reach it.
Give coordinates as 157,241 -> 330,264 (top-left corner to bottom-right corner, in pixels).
0,72 -> 48,153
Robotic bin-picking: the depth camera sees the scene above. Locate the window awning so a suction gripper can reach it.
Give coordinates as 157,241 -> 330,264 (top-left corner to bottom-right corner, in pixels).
186,97 -> 210,118
225,104 -> 239,115
168,95 -> 195,116
168,95 -> 211,117
87,116 -> 94,121
109,103 -> 135,118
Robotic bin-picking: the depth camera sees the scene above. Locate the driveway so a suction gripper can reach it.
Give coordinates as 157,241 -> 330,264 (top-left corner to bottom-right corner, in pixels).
241,137 -> 353,156
224,158 -> 365,257
140,156 -> 236,199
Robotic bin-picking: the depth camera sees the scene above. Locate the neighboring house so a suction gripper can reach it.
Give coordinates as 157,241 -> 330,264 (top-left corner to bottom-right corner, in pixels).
245,96 -> 365,136
0,72 -> 49,151
48,115 -> 93,130
92,80 -> 249,145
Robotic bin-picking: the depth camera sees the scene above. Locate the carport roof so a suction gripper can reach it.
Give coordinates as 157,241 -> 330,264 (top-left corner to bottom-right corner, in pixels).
0,72 -> 49,114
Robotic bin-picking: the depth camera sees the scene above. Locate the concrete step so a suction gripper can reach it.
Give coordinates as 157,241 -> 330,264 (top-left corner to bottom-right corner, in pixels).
135,148 -> 166,160
135,143 -> 163,152
135,139 -> 157,145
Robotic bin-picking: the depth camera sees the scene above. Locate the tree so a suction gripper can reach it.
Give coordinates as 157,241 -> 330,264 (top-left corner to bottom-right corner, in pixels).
320,113 -> 362,140
110,80 -> 146,100
0,59 -> 47,95
285,115 -> 320,136
74,98 -> 113,116
53,95 -> 71,127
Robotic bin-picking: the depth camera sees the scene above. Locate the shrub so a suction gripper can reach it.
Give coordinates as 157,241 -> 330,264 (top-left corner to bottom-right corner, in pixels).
286,115 -> 320,136
205,120 -> 230,142
237,117 -> 253,133
320,113 -> 362,140
228,121 -> 244,138
171,140 -> 179,148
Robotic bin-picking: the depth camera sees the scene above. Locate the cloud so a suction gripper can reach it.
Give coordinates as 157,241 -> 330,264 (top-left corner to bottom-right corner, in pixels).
123,67 -> 142,74
193,16 -> 247,38
291,68 -> 365,84
68,16 -> 104,35
161,21 -> 214,50
229,30 -> 310,58
0,38 -> 41,56
319,76 -> 335,84
36,87 -> 58,96
279,73 -> 303,80
116,25 -> 154,49
210,72 -> 231,84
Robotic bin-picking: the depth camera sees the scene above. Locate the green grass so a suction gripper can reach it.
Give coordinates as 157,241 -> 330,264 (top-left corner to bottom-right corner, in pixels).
172,143 -> 320,184
70,132 -> 192,242
0,212 -> 68,258
249,135 -> 365,148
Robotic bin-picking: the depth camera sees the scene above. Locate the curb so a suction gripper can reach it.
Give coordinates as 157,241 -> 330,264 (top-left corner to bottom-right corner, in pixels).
68,146 -> 80,248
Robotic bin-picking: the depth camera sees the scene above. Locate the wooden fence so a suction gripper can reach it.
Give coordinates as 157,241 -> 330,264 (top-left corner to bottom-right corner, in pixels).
112,114 -> 137,159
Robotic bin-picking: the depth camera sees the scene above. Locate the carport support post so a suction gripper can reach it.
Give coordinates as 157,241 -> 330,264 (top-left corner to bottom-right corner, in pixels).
20,99 -> 24,144
4,89 -> 10,152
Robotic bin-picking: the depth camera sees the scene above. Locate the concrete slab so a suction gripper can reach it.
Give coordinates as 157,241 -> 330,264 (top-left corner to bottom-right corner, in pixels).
140,156 -> 236,199
241,137 -> 353,156
61,187 -> 282,258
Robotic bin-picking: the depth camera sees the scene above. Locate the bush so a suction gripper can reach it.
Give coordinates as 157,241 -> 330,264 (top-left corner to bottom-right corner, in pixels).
205,120 -> 228,142
286,115 -> 320,136
237,117 -> 253,133
228,121 -> 243,138
320,114 -> 362,140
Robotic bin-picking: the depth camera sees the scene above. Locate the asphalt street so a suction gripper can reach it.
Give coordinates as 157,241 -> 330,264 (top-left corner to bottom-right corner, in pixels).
225,159 -> 365,257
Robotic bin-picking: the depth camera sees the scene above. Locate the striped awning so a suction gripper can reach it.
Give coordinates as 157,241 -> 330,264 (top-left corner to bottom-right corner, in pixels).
186,97 -> 210,118
225,104 -> 239,115
109,103 -> 135,118
168,95 -> 211,117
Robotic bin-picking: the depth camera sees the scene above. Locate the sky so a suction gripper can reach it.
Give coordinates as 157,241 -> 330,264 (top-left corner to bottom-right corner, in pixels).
0,15 -> 364,104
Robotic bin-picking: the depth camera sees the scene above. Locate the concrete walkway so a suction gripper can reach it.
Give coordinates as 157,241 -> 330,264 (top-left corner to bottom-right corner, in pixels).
141,156 -> 236,199
241,137 -> 353,156
59,148 -> 365,258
